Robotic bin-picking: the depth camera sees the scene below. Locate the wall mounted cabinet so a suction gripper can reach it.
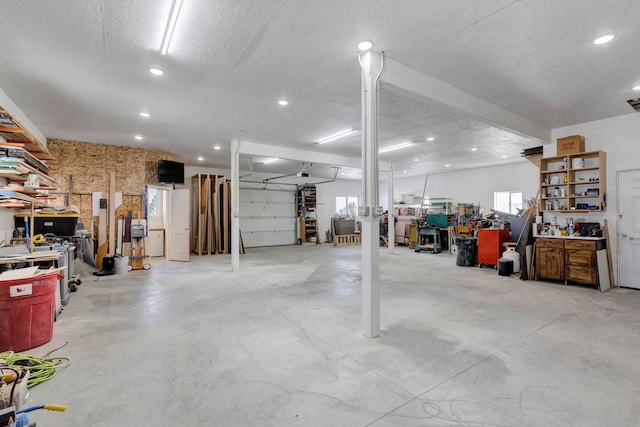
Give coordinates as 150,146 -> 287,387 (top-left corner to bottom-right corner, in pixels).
539,151 -> 606,213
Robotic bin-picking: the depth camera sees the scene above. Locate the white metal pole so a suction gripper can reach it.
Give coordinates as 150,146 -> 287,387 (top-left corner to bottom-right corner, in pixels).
231,139 -> 240,272
388,166 -> 395,254
360,50 -> 383,338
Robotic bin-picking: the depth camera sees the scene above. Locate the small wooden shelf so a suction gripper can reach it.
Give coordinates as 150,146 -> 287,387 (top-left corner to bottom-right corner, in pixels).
297,184 -> 319,244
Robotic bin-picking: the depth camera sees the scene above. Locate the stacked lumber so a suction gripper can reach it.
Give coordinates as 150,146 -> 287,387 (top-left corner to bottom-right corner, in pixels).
191,174 -> 231,255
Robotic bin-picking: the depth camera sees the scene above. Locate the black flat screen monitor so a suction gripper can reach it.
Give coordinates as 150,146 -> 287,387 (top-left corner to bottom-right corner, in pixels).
158,159 -> 185,184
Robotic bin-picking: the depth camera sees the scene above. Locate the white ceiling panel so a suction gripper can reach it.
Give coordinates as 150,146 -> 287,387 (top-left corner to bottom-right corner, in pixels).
0,0 -> 637,176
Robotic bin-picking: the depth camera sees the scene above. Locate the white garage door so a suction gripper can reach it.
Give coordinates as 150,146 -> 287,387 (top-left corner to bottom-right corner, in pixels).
239,188 -> 297,247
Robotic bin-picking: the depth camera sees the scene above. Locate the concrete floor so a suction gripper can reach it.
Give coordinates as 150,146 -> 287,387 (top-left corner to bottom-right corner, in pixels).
25,244 -> 640,426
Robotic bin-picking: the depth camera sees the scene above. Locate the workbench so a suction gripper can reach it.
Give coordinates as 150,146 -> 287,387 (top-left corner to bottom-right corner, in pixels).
415,227 -> 441,253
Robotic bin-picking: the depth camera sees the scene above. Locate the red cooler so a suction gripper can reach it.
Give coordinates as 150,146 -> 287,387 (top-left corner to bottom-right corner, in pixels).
0,270 -> 59,352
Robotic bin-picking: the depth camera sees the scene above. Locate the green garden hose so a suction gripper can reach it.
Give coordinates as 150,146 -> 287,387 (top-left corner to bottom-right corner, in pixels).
0,351 -> 71,388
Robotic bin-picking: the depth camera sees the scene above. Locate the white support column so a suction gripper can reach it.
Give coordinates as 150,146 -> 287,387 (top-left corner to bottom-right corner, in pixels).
231,139 -> 240,272
387,166 -> 395,254
360,50 -> 383,338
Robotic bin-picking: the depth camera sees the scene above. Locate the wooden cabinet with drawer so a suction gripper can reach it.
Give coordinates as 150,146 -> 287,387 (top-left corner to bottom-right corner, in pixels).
536,237 -> 605,286
535,238 -> 564,281
564,239 -> 604,285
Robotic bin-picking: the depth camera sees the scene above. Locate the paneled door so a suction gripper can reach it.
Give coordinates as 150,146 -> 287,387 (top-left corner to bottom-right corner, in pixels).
617,170 -> 640,288
167,189 -> 190,262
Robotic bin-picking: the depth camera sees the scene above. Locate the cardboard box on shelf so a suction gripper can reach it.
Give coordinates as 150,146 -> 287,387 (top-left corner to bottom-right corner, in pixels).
557,135 -> 585,155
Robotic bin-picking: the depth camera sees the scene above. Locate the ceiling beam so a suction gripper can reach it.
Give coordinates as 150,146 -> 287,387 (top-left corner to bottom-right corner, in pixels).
381,56 -> 551,145
239,141 -> 392,172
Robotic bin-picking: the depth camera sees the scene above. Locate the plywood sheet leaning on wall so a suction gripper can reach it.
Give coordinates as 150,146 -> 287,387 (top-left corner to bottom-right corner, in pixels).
190,175 -> 199,254
211,175 -> 220,254
221,179 -> 231,254
190,174 -> 227,255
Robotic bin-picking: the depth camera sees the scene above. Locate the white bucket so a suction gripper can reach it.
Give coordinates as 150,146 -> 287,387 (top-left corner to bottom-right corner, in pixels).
572,158 -> 584,169
503,248 -> 520,273
114,256 -> 129,274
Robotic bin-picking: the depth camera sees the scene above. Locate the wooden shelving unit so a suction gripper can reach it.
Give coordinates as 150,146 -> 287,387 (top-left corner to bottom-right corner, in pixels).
0,98 -> 59,252
296,184 -> 319,244
539,151 -> 606,213
0,104 -> 58,206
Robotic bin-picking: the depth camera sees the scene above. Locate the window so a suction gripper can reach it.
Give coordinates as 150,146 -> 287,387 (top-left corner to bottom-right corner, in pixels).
494,191 -> 522,215
335,196 -> 359,218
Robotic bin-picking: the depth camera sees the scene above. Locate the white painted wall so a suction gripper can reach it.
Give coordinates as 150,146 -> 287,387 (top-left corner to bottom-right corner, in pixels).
546,112 -> 640,284
385,161 -> 539,213
316,179 -> 363,241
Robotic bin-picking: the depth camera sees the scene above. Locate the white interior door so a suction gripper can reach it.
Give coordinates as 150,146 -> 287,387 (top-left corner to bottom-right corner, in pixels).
618,170 -> 640,288
167,188 -> 190,262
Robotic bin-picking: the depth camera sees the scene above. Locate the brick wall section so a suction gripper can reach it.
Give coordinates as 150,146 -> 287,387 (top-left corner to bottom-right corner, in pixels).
47,139 -> 172,232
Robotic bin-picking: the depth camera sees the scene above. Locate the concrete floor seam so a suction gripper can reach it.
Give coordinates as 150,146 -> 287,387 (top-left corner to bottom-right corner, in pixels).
273,308 -> 421,399
364,311 -> 574,425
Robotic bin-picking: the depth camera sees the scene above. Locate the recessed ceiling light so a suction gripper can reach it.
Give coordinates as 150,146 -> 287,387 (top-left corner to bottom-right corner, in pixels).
357,41 -> 373,51
593,34 -> 615,45
379,142 -> 412,154
403,170 -> 408,174
413,158 -> 419,162
427,137 -> 435,141
633,85 -> 640,91
501,155 -> 508,158
213,145 -> 221,150
134,135 -> 143,140
197,156 -> 204,161
263,157 -> 279,164
149,67 -> 164,76
445,164 -> 450,167
278,99 -> 288,106
471,147 -> 478,151
317,128 -> 353,144
140,112 -> 150,118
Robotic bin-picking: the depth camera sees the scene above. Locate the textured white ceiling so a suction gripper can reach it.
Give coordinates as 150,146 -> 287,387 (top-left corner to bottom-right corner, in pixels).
0,0 -> 638,180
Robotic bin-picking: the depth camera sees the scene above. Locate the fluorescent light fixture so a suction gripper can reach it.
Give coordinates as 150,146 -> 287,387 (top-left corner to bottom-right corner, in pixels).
593,34 -> 615,45
161,0 -> 184,55
501,155 -> 508,158
317,128 -> 353,144
197,156 -> 204,161
358,41 -> 373,51
427,137 -> 435,141
213,145 -> 221,150
445,164 -> 450,167
134,135 -> 143,140
403,170 -> 408,174
379,142 -> 412,153
149,67 -> 164,76
471,147 -> 478,151
140,112 -> 150,118
263,157 -> 279,164
413,158 -> 419,162
278,99 -> 288,106
633,85 -> 640,91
